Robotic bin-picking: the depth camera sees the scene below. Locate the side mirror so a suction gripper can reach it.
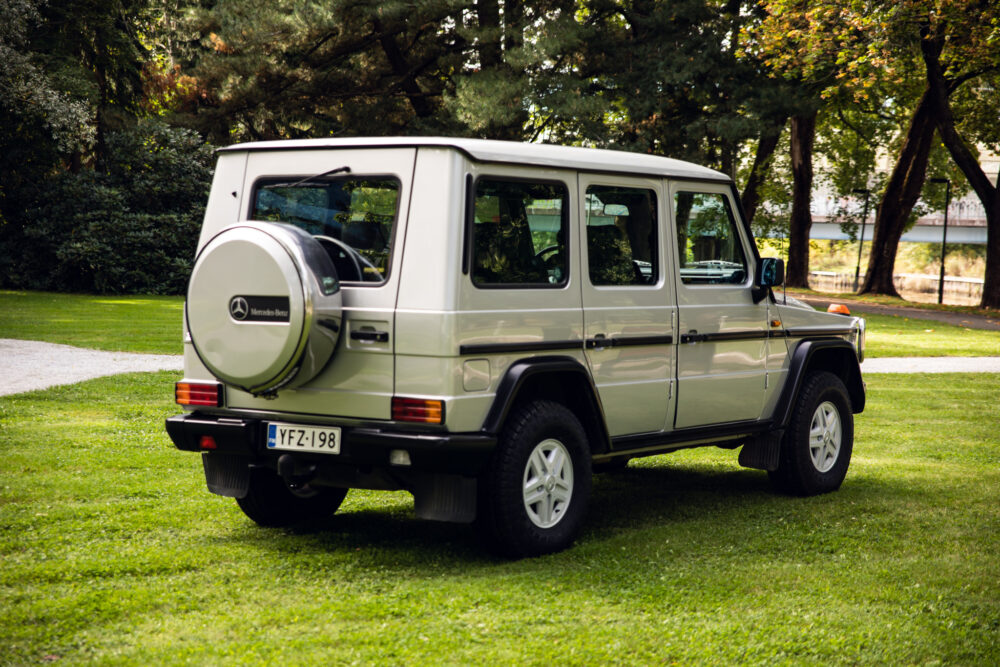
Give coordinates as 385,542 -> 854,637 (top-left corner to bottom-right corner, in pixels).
758,257 -> 784,287
752,257 -> 784,303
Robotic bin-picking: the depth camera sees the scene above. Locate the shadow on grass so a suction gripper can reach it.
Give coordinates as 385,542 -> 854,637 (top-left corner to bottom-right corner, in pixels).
212,460 -> 889,572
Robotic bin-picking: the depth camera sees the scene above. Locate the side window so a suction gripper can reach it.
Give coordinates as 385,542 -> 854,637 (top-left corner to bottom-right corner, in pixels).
585,185 -> 658,286
471,179 -> 568,287
673,191 -> 747,285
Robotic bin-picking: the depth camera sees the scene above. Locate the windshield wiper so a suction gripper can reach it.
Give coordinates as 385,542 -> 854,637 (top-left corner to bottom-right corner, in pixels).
285,165 -> 351,189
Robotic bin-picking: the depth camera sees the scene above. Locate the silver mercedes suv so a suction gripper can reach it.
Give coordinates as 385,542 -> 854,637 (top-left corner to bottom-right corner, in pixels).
166,137 -> 865,557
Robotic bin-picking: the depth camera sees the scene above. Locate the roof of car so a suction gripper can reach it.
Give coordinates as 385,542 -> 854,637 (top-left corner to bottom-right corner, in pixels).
218,136 -> 730,183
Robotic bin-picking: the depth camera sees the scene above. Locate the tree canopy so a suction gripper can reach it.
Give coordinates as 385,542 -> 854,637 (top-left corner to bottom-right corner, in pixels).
1,0 -> 998,305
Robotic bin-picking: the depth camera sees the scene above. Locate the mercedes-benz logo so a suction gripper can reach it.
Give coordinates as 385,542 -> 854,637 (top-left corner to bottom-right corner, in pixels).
229,296 -> 249,321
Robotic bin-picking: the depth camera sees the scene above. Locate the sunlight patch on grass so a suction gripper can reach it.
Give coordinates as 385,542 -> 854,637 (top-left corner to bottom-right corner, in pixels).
0,291 -> 183,354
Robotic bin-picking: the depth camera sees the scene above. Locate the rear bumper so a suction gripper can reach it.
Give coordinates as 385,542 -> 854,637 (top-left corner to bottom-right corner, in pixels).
165,413 -> 496,476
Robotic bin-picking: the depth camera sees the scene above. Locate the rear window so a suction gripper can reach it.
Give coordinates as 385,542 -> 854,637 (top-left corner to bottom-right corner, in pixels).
252,177 -> 400,283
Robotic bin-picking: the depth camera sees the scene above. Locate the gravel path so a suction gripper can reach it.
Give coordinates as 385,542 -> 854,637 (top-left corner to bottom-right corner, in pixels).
1,339 -> 183,397
861,356 -> 1000,373
2,338 -> 999,397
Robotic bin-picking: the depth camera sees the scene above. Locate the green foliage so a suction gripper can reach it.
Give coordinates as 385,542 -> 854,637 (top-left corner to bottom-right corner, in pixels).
3,0 -> 997,298
1,372 -> 998,663
180,0 -> 467,142
0,0 -> 95,227
2,120 -> 214,294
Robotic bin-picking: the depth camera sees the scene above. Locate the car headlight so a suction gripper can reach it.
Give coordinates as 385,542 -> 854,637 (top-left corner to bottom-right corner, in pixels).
850,317 -> 866,363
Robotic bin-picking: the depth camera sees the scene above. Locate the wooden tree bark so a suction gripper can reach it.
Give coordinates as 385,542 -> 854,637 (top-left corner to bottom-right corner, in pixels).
785,111 -> 816,287
921,35 -> 1000,309
475,0 -> 525,141
860,90 -> 936,296
373,19 -> 434,118
982,177 -> 1000,309
740,121 -> 785,226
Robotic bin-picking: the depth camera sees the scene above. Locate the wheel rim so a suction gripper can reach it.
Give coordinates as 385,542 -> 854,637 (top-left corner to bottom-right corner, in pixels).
523,438 -> 574,529
809,401 -> 842,473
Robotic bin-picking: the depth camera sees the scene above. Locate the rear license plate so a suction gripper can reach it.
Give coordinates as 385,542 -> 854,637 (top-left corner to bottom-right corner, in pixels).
266,422 -> 341,455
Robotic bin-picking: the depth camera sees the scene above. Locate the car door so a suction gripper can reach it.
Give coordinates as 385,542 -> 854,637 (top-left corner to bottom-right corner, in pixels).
669,182 -> 768,429
579,175 -> 675,436
226,147 -> 416,420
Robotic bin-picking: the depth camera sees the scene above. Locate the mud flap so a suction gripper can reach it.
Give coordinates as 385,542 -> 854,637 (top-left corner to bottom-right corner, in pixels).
738,430 -> 783,471
202,452 -> 251,498
411,474 -> 477,523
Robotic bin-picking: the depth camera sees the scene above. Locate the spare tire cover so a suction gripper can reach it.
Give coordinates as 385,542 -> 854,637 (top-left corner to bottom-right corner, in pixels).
186,221 -> 342,395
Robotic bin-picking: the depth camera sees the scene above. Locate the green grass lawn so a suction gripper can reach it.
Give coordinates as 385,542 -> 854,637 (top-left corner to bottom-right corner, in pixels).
0,291 -> 184,355
861,312 -> 1000,358
1,372 -> 998,664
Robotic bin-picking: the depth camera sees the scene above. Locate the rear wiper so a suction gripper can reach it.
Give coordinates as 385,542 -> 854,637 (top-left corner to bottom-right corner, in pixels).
285,165 -> 351,188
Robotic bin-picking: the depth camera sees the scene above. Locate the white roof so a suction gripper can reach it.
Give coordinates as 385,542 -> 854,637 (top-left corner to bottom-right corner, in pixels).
218,136 -> 730,183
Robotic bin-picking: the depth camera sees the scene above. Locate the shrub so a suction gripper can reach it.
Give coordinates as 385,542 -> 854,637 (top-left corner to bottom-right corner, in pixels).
3,119 -> 214,294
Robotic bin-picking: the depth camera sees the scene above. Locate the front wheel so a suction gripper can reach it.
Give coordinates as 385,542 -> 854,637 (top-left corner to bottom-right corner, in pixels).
236,466 -> 348,527
769,371 -> 854,496
478,401 -> 592,558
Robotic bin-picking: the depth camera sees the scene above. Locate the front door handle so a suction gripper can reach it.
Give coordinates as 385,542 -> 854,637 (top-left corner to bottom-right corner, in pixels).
680,330 -> 707,344
585,333 -> 610,349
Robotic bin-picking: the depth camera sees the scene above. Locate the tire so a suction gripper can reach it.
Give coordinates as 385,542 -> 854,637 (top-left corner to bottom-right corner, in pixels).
236,466 -> 348,527
769,371 -> 854,496
477,400 -> 592,558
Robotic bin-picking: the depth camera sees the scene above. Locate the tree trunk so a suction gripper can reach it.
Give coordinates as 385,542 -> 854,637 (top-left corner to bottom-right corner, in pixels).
373,19 -> 433,118
475,0 -> 525,140
740,121 -> 785,226
477,0 -> 503,70
984,186 -> 1000,309
920,35 -> 1000,309
785,111 -> 816,287
860,90 -> 937,296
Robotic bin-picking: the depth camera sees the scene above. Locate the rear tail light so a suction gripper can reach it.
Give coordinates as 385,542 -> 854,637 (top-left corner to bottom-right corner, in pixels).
175,382 -> 223,407
392,397 -> 444,424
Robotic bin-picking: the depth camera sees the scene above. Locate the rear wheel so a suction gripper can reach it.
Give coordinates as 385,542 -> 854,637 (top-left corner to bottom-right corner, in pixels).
236,466 -> 348,527
769,371 -> 853,496
478,401 -> 592,558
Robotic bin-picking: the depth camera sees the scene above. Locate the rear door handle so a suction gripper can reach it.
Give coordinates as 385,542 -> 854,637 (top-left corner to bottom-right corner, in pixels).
350,330 -> 389,343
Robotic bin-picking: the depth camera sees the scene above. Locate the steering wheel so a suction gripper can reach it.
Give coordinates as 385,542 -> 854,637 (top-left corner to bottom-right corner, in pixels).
535,244 -> 561,266
315,235 -> 368,282
535,245 -> 559,260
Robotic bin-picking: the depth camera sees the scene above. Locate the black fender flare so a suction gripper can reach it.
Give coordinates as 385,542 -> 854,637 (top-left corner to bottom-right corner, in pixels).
774,339 -> 866,429
481,355 -> 611,454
